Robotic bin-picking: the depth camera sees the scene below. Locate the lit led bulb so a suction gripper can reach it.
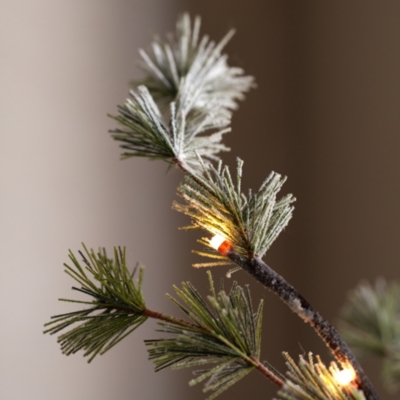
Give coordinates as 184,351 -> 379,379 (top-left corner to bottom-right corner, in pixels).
209,234 -> 226,250
209,234 -> 231,255
333,368 -> 356,386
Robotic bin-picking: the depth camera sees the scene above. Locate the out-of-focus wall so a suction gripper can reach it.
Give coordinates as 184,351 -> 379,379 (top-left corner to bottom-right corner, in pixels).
0,1 -> 193,399
185,2 -> 400,399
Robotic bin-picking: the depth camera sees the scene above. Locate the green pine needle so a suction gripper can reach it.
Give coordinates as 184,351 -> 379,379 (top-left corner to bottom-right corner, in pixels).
173,157 -> 295,260
340,279 -> 400,391
145,271 -> 263,399
276,353 -> 366,400
44,245 -> 147,363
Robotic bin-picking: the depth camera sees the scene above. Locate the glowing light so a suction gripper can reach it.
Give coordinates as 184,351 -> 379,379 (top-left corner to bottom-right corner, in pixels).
333,368 -> 356,386
209,234 -> 232,255
209,234 -> 226,250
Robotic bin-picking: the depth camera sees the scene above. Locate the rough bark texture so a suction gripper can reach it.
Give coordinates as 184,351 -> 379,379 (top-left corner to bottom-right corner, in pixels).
226,249 -> 379,400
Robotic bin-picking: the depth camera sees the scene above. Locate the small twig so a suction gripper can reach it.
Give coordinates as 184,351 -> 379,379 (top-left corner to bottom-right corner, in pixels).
225,248 -> 379,400
250,356 -> 285,388
143,308 -> 206,331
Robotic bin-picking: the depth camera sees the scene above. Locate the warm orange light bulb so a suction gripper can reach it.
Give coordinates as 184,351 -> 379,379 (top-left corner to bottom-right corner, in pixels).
334,368 -> 356,386
209,234 -> 226,250
209,234 -> 232,255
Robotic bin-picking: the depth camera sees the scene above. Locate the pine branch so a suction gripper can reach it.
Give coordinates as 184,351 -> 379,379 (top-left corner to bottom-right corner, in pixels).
45,247 -> 283,398
276,353 -> 366,400
57,11 -> 382,400
173,157 -> 295,262
146,271 -> 283,399
340,279 -> 400,392
109,13 -> 254,171
172,159 -> 378,399
43,245 -> 147,362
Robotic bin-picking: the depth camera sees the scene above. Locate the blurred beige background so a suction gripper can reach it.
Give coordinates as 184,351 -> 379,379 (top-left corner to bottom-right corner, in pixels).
2,1 -> 400,399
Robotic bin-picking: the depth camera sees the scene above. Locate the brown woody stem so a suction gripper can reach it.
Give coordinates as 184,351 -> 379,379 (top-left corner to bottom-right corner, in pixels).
250,356 -> 284,388
225,249 -> 379,400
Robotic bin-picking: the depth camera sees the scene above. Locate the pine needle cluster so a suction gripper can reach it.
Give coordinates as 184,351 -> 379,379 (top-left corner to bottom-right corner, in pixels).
109,13 -> 254,170
146,272 -> 264,399
340,280 -> 400,391
110,85 -> 231,169
137,13 -> 254,111
173,158 -> 295,265
44,245 -> 147,362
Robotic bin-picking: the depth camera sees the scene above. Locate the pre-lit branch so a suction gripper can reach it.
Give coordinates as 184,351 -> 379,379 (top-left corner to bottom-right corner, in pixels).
222,246 -> 379,400
175,154 -> 378,397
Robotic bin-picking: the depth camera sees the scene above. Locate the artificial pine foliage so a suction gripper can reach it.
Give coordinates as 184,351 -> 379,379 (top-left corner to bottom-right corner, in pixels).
45,13 -> 400,399
136,13 -> 254,111
44,246 -> 147,362
173,157 -> 295,263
